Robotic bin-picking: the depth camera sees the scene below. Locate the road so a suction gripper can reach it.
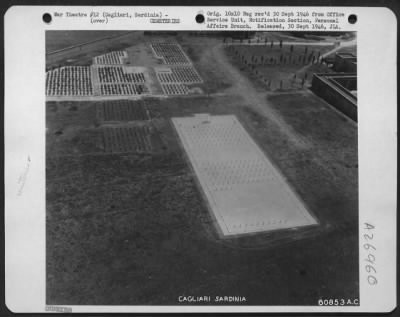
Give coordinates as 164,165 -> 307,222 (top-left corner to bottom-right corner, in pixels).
206,42 -> 313,149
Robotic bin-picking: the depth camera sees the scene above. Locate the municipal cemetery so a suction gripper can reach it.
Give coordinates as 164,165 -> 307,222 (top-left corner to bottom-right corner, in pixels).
102,126 -> 152,153
46,31 -> 358,305
93,50 -> 127,65
95,99 -> 148,122
46,42 -> 203,99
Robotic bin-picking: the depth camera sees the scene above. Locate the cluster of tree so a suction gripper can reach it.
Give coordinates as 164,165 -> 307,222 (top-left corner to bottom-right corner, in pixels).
229,45 -> 321,66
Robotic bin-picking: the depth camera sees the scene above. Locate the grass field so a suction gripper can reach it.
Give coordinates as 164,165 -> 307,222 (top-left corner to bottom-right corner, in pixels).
46,32 -> 144,68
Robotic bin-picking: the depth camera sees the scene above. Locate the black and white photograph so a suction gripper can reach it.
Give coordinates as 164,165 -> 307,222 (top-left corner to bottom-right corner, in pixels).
45,30 -> 359,305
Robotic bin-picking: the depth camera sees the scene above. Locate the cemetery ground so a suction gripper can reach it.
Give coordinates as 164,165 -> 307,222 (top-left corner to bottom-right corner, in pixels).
47,32 -> 358,305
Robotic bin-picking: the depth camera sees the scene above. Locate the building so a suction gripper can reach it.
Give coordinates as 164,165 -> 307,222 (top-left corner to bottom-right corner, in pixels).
333,52 -> 357,73
311,73 -> 357,121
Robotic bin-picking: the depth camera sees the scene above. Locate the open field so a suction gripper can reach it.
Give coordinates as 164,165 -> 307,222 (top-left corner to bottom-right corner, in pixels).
47,31 -> 358,305
46,32 -> 143,68
46,31 -> 130,53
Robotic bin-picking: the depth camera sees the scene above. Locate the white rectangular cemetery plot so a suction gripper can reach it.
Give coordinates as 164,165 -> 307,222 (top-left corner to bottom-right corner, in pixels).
93,51 -> 127,65
172,114 -> 317,236
46,66 -> 93,96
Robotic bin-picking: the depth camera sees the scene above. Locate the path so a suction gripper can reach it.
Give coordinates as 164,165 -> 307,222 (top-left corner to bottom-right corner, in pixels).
205,43 -> 312,150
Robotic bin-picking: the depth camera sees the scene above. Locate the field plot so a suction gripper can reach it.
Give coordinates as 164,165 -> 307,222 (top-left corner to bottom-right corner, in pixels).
156,65 -> 203,96
151,43 -> 191,65
97,66 -> 145,83
93,51 -> 127,65
161,83 -> 189,95
156,66 -> 203,84
102,126 -> 152,153
95,100 -> 148,122
46,66 -> 93,96
172,114 -> 318,236
99,83 -> 145,96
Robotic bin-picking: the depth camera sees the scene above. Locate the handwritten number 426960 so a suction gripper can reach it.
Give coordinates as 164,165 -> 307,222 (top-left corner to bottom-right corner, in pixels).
364,223 -> 377,285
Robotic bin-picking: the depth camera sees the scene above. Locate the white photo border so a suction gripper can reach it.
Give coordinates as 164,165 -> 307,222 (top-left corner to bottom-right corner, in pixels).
4,6 -> 397,313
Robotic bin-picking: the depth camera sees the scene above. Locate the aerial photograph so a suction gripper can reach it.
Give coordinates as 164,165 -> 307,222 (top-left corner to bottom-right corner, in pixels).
46,30 -> 358,305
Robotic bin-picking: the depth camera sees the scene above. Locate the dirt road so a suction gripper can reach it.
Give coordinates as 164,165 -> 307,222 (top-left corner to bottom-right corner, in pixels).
207,43 -> 312,150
